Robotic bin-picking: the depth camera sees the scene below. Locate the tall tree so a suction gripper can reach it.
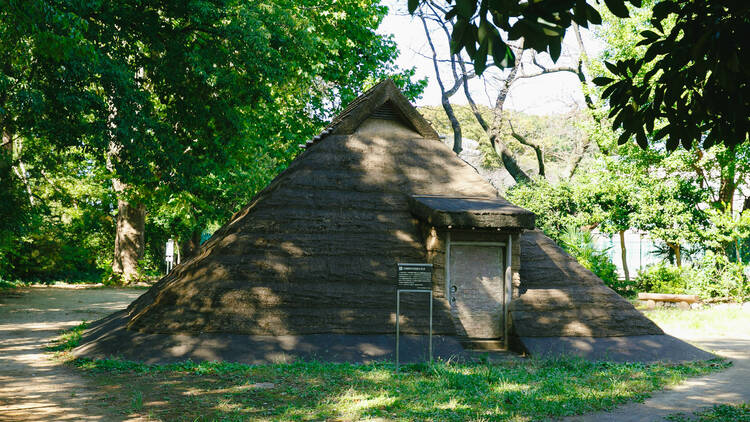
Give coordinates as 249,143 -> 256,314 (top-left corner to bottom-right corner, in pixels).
1,0 -> 422,283
415,1 -> 595,184
596,1 -> 750,151
407,0 -> 748,152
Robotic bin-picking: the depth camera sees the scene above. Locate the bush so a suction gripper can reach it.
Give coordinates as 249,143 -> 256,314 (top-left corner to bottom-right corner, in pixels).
636,263 -> 689,294
691,251 -> 749,300
636,253 -> 749,301
558,225 -> 630,295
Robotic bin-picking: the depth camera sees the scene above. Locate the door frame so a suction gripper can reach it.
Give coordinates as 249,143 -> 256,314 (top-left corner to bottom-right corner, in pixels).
445,232 -> 513,347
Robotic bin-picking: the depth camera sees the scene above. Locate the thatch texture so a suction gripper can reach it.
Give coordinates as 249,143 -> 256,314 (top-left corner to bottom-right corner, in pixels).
127,96 -> 505,335
512,230 -> 663,337
123,79 -> 661,343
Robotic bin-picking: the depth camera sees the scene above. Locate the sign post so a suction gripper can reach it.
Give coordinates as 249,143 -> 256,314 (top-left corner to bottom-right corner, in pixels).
165,239 -> 175,273
395,263 -> 433,372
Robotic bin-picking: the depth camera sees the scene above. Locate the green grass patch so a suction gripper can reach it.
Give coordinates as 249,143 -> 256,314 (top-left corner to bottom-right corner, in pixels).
46,321 -> 89,352
69,356 -> 728,421
644,306 -> 750,338
0,277 -> 28,291
667,403 -> 750,421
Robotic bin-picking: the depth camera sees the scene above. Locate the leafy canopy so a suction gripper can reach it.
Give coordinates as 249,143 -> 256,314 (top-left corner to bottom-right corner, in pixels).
595,1 -> 750,151
408,0 -> 749,151
1,0 -> 423,280
406,0 -> 641,75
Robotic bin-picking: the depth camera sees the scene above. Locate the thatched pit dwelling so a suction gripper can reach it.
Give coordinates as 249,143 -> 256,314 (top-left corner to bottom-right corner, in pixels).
76,80 -> 713,363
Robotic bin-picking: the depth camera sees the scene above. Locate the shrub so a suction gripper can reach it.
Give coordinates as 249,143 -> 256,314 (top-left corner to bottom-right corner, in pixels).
691,251 -> 749,300
636,263 -> 689,294
636,253 -> 749,301
558,225 -> 629,295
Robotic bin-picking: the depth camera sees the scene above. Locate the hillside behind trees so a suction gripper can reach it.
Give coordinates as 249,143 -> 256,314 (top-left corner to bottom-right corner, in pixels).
419,105 -> 598,187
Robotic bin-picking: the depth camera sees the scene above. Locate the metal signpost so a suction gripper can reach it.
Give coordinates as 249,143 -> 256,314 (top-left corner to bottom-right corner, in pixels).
395,263 -> 433,372
165,239 -> 175,273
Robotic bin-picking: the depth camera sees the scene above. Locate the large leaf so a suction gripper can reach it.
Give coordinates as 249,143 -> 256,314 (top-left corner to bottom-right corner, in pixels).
604,0 -> 630,18
408,0 -> 420,14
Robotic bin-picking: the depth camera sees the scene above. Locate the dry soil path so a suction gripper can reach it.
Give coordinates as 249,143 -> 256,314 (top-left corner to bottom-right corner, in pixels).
0,287 -> 143,421
565,333 -> 750,421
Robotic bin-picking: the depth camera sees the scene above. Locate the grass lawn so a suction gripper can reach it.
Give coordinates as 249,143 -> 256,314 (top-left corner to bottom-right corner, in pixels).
642,304 -> 750,339
666,403 -> 750,421
52,325 -> 728,421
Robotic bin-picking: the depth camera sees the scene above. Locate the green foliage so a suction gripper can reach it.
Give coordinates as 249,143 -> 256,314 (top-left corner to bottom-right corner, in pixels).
636,263 -> 689,294
637,254 -> 748,300
0,276 -> 27,291
3,146 -> 114,282
597,1 -> 750,151
1,0 -> 423,282
407,0 -> 641,76
507,179 -> 584,241
71,355 -> 725,421
559,224 -> 626,294
46,321 -> 89,352
691,252 -> 749,300
0,153 -> 29,278
673,403 -> 750,422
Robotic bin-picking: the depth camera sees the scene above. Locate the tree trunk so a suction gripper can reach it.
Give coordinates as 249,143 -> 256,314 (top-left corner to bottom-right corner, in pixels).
442,98 -> 463,154
10,136 -> 35,205
1,130 -> 11,153
180,228 -> 203,261
488,62 -> 531,184
1,131 -> 11,174
112,194 -> 145,284
107,134 -> 146,284
619,230 -> 630,283
419,14 -> 464,155
667,242 -> 682,268
509,120 -> 545,178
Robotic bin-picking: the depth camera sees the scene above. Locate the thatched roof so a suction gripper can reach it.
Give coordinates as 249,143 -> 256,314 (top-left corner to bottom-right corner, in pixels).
122,79 -> 661,343
409,195 -> 535,229
514,230 -> 662,337
125,79 -> 506,335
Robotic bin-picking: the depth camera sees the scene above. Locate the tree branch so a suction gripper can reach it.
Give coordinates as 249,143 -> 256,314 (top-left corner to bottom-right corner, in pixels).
508,119 -> 545,178
567,139 -> 590,179
420,14 -> 463,154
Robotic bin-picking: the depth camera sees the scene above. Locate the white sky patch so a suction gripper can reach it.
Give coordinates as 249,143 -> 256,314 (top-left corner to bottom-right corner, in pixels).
378,0 -> 604,115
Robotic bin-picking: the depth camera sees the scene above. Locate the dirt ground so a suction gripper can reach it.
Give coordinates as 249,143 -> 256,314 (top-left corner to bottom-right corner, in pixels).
1,287 -> 748,422
0,287 -> 143,421
565,331 -> 750,421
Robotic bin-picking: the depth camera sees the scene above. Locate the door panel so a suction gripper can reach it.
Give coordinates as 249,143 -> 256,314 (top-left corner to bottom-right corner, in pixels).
449,244 -> 505,339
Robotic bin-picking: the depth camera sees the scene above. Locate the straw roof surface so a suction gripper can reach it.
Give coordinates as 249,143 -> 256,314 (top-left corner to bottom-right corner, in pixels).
123,80 -> 661,340
126,80 -> 507,335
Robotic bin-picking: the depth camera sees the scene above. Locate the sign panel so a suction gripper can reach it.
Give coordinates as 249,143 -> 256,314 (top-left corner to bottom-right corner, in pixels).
397,263 -> 433,291
165,239 -> 175,264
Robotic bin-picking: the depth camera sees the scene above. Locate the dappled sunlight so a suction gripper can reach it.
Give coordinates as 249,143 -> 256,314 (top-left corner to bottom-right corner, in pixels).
69,356 -> 726,421
643,305 -> 750,340
0,288 -> 141,420
333,390 -> 397,419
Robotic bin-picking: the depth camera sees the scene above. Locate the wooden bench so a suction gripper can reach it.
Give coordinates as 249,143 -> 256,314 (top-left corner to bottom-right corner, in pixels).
638,293 -> 700,310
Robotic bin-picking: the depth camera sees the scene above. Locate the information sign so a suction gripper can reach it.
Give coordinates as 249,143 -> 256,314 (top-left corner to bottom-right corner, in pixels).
395,263 -> 433,372
397,263 -> 433,290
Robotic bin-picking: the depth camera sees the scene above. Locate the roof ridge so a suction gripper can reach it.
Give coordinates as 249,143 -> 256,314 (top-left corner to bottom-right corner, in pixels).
298,79 -> 438,150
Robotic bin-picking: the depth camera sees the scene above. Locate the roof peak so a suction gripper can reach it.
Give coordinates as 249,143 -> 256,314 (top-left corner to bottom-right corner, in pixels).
300,79 -> 439,149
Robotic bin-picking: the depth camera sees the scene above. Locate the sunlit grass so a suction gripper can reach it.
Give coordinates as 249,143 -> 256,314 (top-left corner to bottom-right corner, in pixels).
643,305 -> 750,338
65,356 -> 727,421
0,278 -> 27,291
666,402 -> 750,421
46,321 -> 89,352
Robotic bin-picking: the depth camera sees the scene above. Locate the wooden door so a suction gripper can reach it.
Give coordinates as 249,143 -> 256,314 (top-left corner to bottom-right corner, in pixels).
449,244 -> 506,340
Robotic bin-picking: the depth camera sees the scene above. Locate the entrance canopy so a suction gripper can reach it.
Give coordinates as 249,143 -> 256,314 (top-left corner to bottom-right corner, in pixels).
409,195 -> 535,230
